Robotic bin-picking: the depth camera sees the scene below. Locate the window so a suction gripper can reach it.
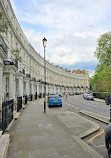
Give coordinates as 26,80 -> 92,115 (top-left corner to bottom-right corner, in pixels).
20,63 -> 21,70
6,29 -> 8,41
20,48 -> 21,56
24,65 -> 25,71
27,56 -> 28,64
16,42 -> 18,49
11,33 -> 13,46
6,78 -> 9,95
24,52 -> 25,60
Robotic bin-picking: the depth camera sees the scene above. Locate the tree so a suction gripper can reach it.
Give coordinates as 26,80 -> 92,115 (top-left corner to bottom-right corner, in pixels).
0,12 -> 8,33
92,31 -> 111,92
90,74 -> 99,91
94,31 -> 111,67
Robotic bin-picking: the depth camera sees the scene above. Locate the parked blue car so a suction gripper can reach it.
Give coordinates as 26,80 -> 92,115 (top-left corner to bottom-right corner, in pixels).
48,94 -> 62,107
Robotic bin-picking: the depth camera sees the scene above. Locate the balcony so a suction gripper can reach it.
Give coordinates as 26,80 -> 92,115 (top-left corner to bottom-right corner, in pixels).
3,59 -> 18,68
32,77 -> 36,81
19,69 -> 25,75
26,74 -> 31,78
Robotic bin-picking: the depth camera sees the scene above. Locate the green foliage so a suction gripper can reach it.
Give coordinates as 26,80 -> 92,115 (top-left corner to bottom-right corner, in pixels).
90,74 -> 99,91
94,31 -> 111,66
92,31 -> 111,92
93,92 -> 108,100
11,48 -> 22,62
0,12 -> 8,33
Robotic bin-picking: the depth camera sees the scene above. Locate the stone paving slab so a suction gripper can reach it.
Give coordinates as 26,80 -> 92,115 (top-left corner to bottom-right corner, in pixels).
7,99 -> 103,158
94,98 -> 105,103
0,134 -> 10,158
0,131 -> 3,136
56,111 -> 100,138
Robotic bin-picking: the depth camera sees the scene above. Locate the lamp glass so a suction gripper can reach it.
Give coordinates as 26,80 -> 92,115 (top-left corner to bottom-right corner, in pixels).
42,37 -> 47,47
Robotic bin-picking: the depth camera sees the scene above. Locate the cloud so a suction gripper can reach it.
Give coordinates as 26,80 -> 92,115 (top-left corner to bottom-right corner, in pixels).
10,0 -> 111,75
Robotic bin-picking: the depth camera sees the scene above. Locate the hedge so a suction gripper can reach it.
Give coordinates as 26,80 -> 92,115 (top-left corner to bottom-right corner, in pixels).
93,92 -> 109,100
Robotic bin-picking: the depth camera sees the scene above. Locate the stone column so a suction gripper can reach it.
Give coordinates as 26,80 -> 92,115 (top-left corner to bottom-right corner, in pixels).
18,77 -> 23,97
26,80 -> 29,96
2,75 -> 5,101
50,86 -> 52,94
9,72 -> 17,114
31,83 -> 34,95
54,86 -> 56,94
42,85 -> 44,97
46,85 -> 48,94
37,84 -> 39,96
0,65 -> 3,113
9,73 -> 14,99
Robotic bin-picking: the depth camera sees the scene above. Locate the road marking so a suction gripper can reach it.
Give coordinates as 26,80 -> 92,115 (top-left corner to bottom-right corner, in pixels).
88,129 -> 104,142
75,107 -> 79,109
98,145 -> 105,148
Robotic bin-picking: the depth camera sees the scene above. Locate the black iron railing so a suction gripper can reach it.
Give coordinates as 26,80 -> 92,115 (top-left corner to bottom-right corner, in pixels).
35,92 -> 37,99
30,94 -> 33,101
33,77 -> 36,81
0,99 -> 13,131
17,96 -> 22,112
19,69 -> 25,75
4,59 -> 18,68
24,95 -> 27,104
39,93 -> 42,98
26,74 -> 31,78
15,59 -> 18,68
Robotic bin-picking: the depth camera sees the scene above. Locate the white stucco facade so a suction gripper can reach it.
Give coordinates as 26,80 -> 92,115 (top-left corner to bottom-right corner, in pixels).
0,0 -> 89,107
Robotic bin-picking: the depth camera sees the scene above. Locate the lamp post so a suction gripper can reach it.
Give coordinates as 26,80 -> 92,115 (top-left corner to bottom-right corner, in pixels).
42,37 -> 47,113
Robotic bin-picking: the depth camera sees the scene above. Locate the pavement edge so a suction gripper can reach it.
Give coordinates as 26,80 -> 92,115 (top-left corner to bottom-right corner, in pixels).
80,110 -> 109,124
72,136 -> 104,158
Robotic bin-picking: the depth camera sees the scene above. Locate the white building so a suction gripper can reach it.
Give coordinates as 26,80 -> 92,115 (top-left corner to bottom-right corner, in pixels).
0,0 -> 89,130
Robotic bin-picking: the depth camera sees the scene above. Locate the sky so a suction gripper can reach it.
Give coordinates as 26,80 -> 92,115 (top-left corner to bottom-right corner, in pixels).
10,0 -> 111,76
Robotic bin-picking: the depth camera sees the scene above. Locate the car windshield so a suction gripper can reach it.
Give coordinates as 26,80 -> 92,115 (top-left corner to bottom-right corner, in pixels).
49,95 -> 59,98
87,94 -> 93,96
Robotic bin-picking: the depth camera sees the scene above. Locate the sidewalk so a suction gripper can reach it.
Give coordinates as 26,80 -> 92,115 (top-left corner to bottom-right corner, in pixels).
6,99 -> 103,158
94,98 -> 105,103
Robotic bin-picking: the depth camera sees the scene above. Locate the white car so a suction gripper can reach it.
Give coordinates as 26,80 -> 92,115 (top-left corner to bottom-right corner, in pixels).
83,93 -> 88,99
85,94 -> 94,101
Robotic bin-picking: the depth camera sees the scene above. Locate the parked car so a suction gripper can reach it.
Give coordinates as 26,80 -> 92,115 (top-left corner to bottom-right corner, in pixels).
69,93 -> 74,95
105,125 -> 111,158
83,93 -> 88,99
48,94 -> 62,107
105,93 -> 111,105
59,93 -> 64,97
47,94 -> 55,103
85,93 -> 94,101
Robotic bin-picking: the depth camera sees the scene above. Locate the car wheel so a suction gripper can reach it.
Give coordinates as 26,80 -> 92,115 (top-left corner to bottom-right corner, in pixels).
106,100 -> 109,105
59,104 -> 62,107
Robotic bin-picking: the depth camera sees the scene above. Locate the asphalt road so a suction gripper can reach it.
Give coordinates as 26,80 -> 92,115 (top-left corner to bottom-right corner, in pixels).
64,94 -> 110,118
62,94 -> 110,158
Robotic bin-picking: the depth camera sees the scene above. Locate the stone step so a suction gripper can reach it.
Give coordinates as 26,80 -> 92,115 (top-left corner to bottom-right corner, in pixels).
0,131 -> 3,137
13,112 -> 20,120
0,134 -> 10,158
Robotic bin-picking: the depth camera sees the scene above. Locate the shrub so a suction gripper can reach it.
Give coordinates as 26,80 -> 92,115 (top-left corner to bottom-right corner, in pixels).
93,92 -> 109,100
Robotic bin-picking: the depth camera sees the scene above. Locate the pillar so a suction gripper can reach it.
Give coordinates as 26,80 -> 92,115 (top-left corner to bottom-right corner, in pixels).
0,65 -> 3,106
26,80 -> 29,96
9,73 -> 14,99
19,77 -> 23,97
37,84 -> 39,95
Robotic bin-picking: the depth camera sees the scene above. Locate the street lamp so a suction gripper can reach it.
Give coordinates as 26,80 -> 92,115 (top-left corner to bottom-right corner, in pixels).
42,37 -> 47,113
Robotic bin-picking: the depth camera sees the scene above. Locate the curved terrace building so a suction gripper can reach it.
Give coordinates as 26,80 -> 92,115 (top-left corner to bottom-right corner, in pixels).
0,0 -> 89,129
